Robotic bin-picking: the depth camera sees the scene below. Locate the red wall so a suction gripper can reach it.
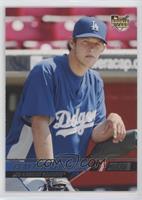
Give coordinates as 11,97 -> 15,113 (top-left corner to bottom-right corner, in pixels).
104,82 -> 137,130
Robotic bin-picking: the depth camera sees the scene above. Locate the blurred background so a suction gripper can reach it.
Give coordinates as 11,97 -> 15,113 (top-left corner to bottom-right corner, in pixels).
5,7 -> 137,133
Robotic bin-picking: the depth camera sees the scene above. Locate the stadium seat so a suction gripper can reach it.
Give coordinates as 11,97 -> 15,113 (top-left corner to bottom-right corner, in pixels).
6,40 -> 22,49
6,18 -> 47,41
22,40 -> 41,49
107,40 -> 129,49
6,8 -> 20,16
116,8 -> 137,16
65,7 -> 120,16
128,40 -> 137,49
41,21 -> 73,40
22,40 -> 68,50
50,40 -> 68,49
18,8 -> 76,17
6,7 -> 122,17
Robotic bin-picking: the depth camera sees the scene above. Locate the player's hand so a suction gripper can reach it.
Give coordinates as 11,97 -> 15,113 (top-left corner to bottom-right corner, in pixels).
107,113 -> 126,143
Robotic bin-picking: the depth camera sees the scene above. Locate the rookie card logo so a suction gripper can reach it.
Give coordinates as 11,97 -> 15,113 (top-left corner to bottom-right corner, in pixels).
111,15 -> 129,31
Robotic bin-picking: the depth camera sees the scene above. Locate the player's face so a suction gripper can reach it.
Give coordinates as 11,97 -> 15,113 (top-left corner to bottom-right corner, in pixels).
73,37 -> 105,69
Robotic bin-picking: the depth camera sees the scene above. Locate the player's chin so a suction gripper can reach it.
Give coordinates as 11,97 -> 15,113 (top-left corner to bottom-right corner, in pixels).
84,59 -> 97,68
86,62 -> 96,69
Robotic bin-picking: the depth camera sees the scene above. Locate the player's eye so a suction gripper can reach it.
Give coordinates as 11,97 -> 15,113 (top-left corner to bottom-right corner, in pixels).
81,40 -> 88,46
95,42 -> 105,51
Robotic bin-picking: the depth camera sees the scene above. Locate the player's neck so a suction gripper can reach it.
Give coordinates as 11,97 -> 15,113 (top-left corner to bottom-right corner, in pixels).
68,52 -> 88,77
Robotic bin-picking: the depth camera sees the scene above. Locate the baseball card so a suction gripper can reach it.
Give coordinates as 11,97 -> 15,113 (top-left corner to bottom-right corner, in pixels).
1,0 -> 142,199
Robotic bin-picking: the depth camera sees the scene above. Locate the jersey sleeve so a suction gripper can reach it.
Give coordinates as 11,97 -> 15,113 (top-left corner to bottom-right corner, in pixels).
20,62 -> 56,123
94,78 -> 106,127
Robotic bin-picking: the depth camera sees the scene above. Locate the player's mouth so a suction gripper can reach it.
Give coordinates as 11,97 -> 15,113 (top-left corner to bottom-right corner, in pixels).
85,55 -> 96,59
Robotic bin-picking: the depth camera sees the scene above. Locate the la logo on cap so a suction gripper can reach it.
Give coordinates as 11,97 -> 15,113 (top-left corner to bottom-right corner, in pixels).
91,21 -> 99,32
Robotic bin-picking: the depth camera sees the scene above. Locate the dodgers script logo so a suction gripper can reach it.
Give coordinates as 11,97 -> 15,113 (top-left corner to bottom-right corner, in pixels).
53,108 -> 96,137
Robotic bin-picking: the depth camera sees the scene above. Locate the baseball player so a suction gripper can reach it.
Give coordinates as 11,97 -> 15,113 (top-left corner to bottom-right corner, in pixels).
6,16 -> 126,191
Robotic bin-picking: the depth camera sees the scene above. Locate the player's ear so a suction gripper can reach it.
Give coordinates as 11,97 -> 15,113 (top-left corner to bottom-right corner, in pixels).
68,39 -> 76,50
101,43 -> 106,52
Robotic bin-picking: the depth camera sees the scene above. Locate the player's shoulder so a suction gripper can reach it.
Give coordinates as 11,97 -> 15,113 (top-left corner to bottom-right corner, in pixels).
32,55 -> 61,70
88,69 -> 103,84
30,55 -> 65,75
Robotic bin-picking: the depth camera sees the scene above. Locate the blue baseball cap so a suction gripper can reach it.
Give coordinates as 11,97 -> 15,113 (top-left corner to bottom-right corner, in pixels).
73,16 -> 107,44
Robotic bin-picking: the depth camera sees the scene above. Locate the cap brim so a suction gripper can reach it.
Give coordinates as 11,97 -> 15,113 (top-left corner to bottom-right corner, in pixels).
74,33 -> 107,44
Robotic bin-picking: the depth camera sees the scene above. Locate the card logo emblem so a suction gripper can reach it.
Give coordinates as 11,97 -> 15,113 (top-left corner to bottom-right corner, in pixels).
111,15 -> 129,31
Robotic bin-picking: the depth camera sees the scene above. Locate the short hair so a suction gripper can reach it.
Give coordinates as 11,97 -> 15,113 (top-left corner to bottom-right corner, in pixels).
66,39 -> 77,51
67,41 -> 71,51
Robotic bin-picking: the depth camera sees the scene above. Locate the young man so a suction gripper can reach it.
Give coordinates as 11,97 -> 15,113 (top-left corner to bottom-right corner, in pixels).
6,16 -> 126,191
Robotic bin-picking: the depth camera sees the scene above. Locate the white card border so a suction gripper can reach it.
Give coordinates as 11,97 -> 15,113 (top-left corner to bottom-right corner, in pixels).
0,0 -> 142,199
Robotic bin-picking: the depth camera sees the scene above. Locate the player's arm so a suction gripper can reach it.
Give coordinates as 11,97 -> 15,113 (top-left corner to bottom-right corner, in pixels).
91,113 -> 126,143
31,116 -> 54,159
